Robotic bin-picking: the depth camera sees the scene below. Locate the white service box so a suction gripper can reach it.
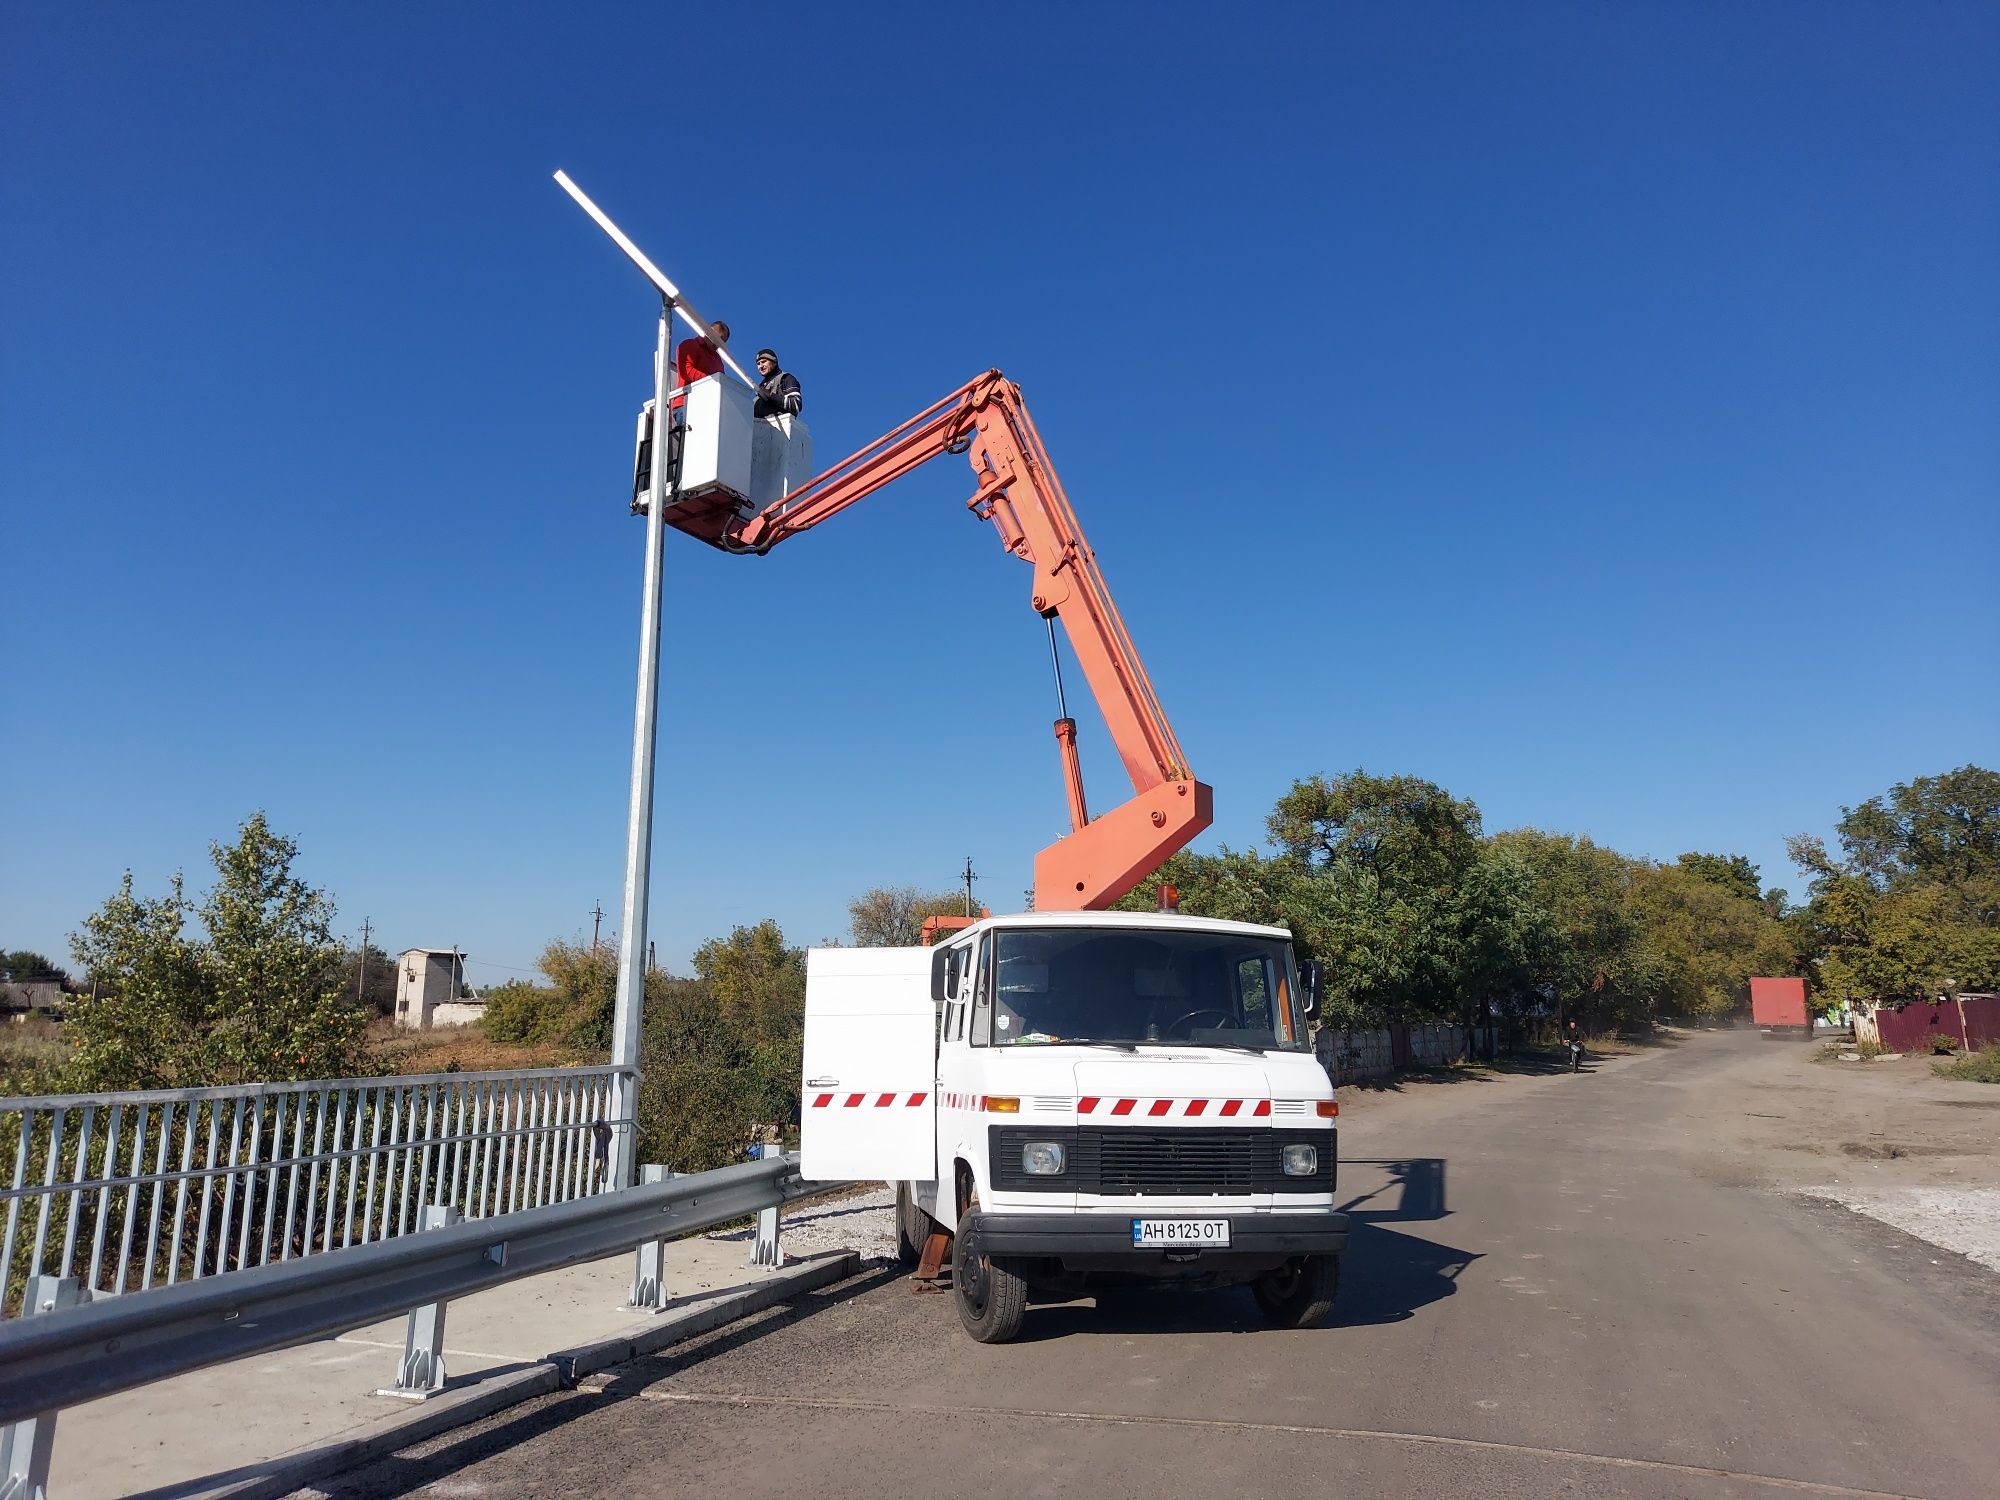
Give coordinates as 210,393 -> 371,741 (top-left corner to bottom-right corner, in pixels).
750,414 -> 814,508
676,374 -> 755,504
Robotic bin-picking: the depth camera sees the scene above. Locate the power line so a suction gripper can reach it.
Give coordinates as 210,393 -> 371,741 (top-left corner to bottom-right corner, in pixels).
460,957 -> 544,977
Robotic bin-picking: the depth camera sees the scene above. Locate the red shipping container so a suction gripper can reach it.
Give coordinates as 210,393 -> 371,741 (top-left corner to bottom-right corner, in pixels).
1750,977 -> 1808,1031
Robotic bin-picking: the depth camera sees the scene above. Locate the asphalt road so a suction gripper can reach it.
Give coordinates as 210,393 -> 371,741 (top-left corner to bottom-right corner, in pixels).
307,1035 -> 2000,1499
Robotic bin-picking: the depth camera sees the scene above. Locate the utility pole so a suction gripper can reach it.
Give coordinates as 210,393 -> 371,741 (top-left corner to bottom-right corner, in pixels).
357,917 -> 372,1002
962,857 -> 979,917
591,901 -> 605,953
648,941 -> 657,975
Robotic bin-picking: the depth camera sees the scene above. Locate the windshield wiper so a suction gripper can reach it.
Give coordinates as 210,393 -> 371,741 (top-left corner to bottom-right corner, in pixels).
1050,1037 -> 1139,1052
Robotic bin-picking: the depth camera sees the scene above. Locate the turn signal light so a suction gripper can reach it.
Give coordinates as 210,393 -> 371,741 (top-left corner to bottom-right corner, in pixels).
984,1096 -> 1021,1113
1316,1100 -> 1339,1118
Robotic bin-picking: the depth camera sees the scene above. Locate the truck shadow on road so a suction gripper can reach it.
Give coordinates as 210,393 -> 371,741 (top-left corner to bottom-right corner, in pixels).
1030,1156 -> 1480,1341
1331,1156 -> 1479,1327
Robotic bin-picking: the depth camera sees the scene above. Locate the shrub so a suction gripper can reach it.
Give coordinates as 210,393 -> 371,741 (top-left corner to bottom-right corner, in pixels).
1935,1044 -> 2000,1084
1929,1032 -> 1960,1055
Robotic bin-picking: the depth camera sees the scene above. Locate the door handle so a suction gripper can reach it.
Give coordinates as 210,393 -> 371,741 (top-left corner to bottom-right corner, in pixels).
806,1077 -> 838,1088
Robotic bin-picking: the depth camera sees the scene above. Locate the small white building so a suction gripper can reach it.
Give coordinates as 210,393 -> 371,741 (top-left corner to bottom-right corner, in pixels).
395,948 -> 483,1030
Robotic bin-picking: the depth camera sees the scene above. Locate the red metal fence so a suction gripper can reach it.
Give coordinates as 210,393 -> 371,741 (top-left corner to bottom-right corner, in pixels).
1868,994 -> 2000,1052
1960,994 -> 2000,1050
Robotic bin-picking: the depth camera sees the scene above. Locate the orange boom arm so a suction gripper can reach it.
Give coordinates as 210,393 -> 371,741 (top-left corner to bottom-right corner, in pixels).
664,370 -> 1212,910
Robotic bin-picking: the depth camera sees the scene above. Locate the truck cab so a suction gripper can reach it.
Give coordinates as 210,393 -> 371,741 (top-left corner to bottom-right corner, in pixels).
801,910 -> 1348,1342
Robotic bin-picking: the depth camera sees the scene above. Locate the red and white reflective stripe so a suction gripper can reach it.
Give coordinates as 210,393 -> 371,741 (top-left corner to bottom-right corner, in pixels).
1075,1097 -> 1277,1118
854,1093 -> 1308,1116
806,1091 -> 929,1109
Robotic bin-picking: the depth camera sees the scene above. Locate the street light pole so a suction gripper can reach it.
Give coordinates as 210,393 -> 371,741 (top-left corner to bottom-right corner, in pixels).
554,171 -> 740,1192
608,298 -> 675,1188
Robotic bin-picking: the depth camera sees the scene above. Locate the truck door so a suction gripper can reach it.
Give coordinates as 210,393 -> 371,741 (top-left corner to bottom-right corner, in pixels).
800,946 -> 938,1181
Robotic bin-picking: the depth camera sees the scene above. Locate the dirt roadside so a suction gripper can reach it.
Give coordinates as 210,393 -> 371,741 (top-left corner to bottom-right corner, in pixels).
1663,1032 -> 2000,1270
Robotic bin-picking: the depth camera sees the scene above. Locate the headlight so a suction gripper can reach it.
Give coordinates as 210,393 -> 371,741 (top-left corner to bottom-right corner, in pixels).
1021,1141 -> 1067,1176
1281,1143 -> 1319,1177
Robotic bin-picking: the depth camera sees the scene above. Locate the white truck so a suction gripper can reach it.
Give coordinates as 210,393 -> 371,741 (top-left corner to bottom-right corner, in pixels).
801,910 -> 1349,1342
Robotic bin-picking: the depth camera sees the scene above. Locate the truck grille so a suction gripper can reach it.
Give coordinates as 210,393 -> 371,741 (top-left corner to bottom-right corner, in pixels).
989,1126 -> 1333,1196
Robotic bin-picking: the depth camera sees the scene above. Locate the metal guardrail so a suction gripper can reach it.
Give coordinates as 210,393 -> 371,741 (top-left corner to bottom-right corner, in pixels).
1,1065 -> 634,1318
0,1152 -> 822,1429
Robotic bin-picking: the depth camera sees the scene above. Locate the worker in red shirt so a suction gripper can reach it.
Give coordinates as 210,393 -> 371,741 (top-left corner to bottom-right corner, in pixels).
640,319 -> 730,510
670,319 -> 730,410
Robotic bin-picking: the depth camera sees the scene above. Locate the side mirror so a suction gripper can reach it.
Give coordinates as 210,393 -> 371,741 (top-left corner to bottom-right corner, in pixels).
1301,960 -> 1322,1022
931,945 -> 953,1005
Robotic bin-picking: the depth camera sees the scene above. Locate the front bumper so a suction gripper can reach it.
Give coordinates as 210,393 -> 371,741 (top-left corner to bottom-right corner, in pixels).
963,1210 -> 1349,1260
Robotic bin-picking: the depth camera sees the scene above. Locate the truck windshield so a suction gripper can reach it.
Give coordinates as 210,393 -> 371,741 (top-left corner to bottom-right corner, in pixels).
983,927 -> 1306,1051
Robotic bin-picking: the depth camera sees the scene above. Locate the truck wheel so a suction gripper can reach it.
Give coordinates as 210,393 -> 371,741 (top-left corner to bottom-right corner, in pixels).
952,1201 -> 1027,1343
894,1183 -> 926,1269
1252,1254 -> 1340,1329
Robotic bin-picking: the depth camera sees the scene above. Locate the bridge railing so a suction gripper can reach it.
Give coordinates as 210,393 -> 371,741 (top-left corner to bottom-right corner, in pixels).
0,1152 -> 839,1500
1,1064 -> 634,1317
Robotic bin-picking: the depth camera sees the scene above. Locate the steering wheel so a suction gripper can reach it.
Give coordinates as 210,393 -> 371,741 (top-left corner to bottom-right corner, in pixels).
1162,1007 -> 1238,1039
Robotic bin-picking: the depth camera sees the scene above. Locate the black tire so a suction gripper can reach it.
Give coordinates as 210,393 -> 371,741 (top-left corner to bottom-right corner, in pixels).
1252,1254 -> 1340,1329
894,1183 -> 926,1269
952,1200 -> 1028,1343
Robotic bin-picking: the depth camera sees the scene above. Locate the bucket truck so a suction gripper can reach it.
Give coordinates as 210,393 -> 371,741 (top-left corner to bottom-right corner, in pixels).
660,370 -> 1347,1342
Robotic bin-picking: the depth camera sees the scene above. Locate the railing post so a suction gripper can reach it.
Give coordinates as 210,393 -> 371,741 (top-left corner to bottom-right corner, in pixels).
377,1206 -> 460,1400
1,1275 -> 85,1500
623,1166 -> 674,1312
750,1161 -> 782,1271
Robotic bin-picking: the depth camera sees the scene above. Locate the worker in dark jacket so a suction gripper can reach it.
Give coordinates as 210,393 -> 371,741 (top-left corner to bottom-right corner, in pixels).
753,348 -> 803,419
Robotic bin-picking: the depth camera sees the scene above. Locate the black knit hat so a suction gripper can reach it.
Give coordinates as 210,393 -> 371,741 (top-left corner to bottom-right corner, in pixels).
755,347 -> 778,362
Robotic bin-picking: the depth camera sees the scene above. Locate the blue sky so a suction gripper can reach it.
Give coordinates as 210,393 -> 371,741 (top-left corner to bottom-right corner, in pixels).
4,2 -> 1994,987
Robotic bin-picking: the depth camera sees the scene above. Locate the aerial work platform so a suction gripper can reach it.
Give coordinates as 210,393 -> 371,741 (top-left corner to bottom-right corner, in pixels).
666,371 -> 812,541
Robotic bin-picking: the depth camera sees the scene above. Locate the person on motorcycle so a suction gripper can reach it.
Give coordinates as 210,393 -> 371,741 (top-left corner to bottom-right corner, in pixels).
1565,1017 -> 1584,1072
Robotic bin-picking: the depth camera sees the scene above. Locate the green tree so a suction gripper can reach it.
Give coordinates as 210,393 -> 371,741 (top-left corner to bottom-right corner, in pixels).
1265,772 -> 1489,1025
1675,852 -> 1763,905
1632,862 -> 1794,1018
1491,829 -> 1654,1029
1788,766 -> 2000,1009
1269,771 -> 1483,889
329,942 -> 398,1018
2,950 -> 69,984
847,885 -> 971,946
636,973 -> 760,1173
1118,848 -> 1306,929
692,920 -> 805,1129
1443,846 -> 1556,1029
481,939 -> 616,1047
633,919 -> 809,1174
66,813 -> 366,1088
1126,782 -> 1550,1034
1831,765 -> 2000,890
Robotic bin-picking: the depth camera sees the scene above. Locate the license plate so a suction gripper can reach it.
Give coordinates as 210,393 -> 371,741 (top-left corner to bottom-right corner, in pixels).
1132,1218 -> 1231,1248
